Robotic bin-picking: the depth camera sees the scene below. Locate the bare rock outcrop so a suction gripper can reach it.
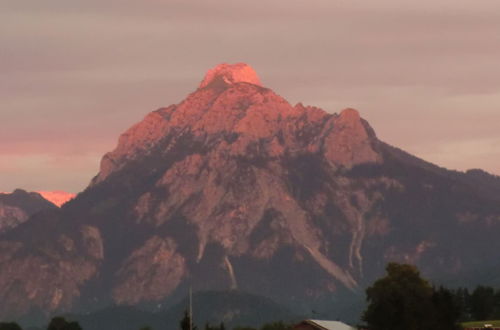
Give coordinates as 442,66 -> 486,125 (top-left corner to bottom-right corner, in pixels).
0,225 -> 103,317
112,236 -> 186,305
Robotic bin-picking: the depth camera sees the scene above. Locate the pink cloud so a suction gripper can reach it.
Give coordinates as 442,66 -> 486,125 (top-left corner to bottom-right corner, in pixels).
1,0 -> 499,192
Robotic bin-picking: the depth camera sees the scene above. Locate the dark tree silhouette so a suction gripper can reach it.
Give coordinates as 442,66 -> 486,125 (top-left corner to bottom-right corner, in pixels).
363,263 -> 460,330
260,321 -> 292,330
204,322 -> 225,330
47,317 -> 82,330
432,286 -> 462,330
0,322 -> 23,330
469,285 -> 497,321
180,310 -> 196,330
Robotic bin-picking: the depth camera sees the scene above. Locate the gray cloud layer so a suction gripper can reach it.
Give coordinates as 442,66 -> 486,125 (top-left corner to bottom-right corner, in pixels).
1,0 -> 500,192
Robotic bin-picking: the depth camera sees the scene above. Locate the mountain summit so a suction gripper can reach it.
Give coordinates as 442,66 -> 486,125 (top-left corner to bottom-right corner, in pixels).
199,63 -> 262,88
92,63 -> 379,186
1,64 -> 500,321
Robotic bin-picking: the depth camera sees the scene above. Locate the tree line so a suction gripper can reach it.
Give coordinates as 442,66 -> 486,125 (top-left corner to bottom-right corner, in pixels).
362,263 -> 500,330
0,317 -> 82,330
3,263 -> 500,330
0,315 -> 293,330
178,310 -> 292,330
449,285 -> 500,322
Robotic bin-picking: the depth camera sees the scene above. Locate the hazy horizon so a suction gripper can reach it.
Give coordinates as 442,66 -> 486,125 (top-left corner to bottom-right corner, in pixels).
2,0 -> 500,193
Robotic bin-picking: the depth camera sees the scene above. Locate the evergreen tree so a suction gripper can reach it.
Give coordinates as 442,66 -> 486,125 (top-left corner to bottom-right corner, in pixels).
47,317 -> 82,330
260,321 -> 291,330
203,322 -> 226,330
470,286 -> 496,320
432,286 -> 462,330
454,287 -> 471,321
180,310 -> 196,330
494,289 -> 500,319
0,322 -> 22,330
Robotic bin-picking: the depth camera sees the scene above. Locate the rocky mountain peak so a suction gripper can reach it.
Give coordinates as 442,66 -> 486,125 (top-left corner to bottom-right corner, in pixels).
91,65 -> 381,185
339,108 -> 361,121
199,63 -> 262,88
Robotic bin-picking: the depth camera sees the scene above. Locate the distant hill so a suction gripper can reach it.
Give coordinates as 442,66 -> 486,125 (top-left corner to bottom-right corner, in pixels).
55,291 -> 298,330
164,290 -> 299,329
0,189 -> 56,233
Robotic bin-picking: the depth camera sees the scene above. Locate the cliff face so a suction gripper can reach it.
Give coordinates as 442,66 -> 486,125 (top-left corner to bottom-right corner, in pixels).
2,63 -> 500,319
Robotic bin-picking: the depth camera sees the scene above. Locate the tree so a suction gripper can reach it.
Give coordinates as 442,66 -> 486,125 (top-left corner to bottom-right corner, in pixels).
453,287 -> 471,321
204,323 -> 225,330
180,310 -> 196,330
470,285 -> 496,320
494,289 -> 500,319
0,322 -> 22,330
432,286 -> 462,330
47,317 -> 82,330
363,263 -> 445,330
260,322 -> 292,330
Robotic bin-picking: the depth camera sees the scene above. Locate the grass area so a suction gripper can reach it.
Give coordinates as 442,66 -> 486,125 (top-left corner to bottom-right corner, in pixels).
462,320 -> 500,327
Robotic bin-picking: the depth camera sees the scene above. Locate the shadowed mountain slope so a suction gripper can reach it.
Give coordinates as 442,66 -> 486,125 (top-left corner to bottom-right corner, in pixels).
0,189 -> 57,234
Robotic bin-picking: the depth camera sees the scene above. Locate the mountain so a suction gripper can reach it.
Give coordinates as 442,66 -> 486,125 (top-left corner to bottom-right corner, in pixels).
56,291 -> 297,330
0,189 -> 57,233
2,63 -> 500,322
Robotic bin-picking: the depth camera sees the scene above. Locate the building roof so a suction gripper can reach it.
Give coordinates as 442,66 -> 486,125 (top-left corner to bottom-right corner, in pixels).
305,319 -> 356,330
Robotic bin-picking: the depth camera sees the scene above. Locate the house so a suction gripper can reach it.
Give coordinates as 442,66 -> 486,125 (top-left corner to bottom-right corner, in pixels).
293,319 -> 357,330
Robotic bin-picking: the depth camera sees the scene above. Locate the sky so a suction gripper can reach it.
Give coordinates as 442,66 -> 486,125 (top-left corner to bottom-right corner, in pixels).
1,0 -> 500,193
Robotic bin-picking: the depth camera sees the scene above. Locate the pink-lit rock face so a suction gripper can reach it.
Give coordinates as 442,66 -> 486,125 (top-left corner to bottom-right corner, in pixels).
92,65 -> 381,185
323,108 -> 382,168
112,236 -> 186,305
37,191 -> 76,207
86,66 -> 385,293
90,64 -> 384,292
199,63 -> 262,88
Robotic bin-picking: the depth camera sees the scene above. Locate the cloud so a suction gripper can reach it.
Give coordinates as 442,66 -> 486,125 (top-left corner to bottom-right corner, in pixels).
1,0 -> 499,191
0,153 -> 100,193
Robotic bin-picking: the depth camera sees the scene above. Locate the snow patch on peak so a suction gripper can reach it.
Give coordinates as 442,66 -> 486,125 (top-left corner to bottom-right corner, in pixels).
199,63 -> 261,88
